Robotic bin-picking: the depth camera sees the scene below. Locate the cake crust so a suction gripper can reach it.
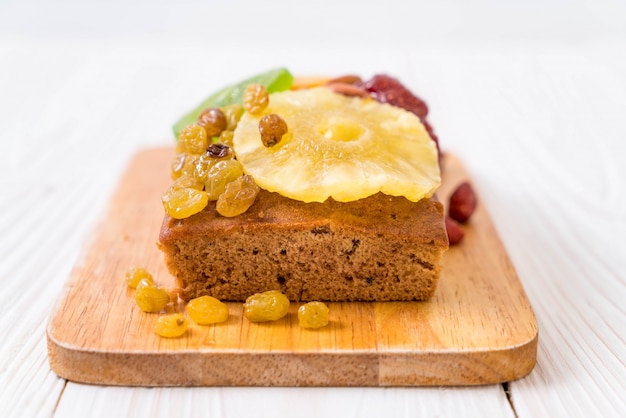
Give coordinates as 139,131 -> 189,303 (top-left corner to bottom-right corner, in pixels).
159,190 -> 448,302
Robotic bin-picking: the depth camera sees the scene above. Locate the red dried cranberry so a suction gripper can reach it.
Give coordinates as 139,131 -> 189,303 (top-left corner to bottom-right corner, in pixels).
423,120 -> 440,153
445,216 -> 465,245
449,182 -> 477,223
360,74 -> 429,119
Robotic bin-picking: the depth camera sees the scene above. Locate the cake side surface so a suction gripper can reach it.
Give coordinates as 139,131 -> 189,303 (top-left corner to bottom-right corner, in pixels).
158,190 -> 448,302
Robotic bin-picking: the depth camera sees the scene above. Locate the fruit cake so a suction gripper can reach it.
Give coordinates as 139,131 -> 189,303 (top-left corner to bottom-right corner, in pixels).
158,69 -> 449,302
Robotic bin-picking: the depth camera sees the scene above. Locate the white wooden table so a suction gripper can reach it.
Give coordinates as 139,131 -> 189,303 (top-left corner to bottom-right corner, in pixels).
1,1 -> 625,417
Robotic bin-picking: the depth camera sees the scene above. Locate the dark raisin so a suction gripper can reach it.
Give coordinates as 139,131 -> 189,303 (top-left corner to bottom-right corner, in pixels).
259,114 -> 288,147
198,108 -> 227,137
206,143 -> 231,158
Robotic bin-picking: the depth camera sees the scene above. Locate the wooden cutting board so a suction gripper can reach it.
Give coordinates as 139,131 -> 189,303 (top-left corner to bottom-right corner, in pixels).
47,147 -> 538,386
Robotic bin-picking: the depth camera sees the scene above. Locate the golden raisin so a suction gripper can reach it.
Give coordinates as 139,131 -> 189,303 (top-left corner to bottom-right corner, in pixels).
259,113 -> 288,147
244,290 -> 290,322
125,267 -> 154,289
243,84 -> 269,115
193,153 -> 216,183
169,174 -> 204,191
135,278 -> 154,290
205,159 -> 244,200
154,313 -> 188,338
178,124 -> 208,155
187,295 -> 229,325
218,130 -> 234,147
222,104 -> 244,130
198,108 -> 227,137
193,145 -> 234,183
170,152 -> 200,180
297,302 -> 329,329
135,284 -> 170,313
216,174 -> 260,217
162,187 -> 209,219
170,152 -> 187,179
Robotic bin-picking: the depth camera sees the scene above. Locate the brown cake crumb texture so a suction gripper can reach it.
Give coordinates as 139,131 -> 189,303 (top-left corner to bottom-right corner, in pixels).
159,190 -> 449,302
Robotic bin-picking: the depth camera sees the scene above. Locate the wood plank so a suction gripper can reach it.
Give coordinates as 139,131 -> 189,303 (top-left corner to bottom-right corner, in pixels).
46,147 -> 538,386
55,384 -> 517,418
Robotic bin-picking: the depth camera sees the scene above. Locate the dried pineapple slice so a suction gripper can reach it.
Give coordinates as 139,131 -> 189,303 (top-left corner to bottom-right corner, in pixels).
233,87 -> 440,203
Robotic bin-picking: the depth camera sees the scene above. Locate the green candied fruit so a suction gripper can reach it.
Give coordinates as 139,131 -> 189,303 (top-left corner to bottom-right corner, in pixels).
173,67 -> 294,139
